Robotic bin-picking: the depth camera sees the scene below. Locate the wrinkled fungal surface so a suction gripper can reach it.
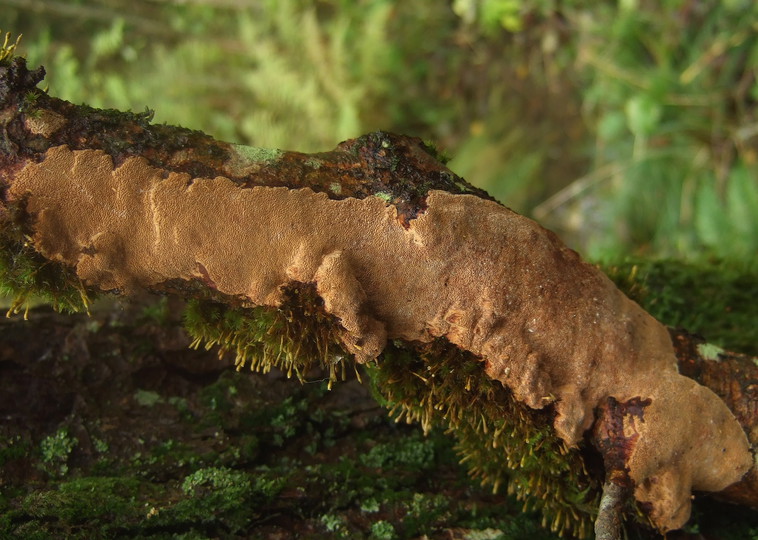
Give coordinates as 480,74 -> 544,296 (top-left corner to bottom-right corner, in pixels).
4,144 -> 752,532
0,56 -> 754,534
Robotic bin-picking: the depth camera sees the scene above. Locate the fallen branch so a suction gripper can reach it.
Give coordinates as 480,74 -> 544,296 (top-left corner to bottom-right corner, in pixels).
1,51 -> 755,537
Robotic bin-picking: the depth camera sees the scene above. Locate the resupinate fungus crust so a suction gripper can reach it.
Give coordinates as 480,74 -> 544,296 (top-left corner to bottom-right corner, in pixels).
5,143 -> 753,533
1,52 -> 754,537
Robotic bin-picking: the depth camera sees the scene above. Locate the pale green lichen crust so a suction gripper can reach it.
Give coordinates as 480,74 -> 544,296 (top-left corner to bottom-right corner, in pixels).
230,144 -> 284,164
223,144 -> 285,177
697,342 -> 726,362
305,157 -> 324,169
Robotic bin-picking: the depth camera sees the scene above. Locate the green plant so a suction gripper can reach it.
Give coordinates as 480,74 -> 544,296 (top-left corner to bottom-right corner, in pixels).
447,1 -> 758,264
0,31 -> 21,64
370,519 -> 397,540
0,204 -> 91,317
365,341 -> 598,538
547,1 -> 758,262
39,428 -> 77,477
453,0 -> 525,32
21,477 -> 143,528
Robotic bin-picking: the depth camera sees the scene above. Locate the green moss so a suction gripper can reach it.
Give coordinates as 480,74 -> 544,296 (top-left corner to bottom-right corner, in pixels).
40,427 -> 77,477
181,466 -> 250,498
19,91 -> 41,116
134,389 -> 162,407
0,203 -> 91,316
603,259 -> 758,355
0,435 -> 28,467
183,284 -> 350,386
138,296 -> 171,326
320,512 -> 350,536
365,341 -> 598,538
359,431 -> 436,471
154,466 -> 284,534
370,520 -> 397,540
21,477 -> 144,530
404,495 -> 452,536
0,32 -> 21,65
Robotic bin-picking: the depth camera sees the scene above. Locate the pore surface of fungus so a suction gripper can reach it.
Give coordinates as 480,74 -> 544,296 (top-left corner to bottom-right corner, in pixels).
6,144 -> 752,532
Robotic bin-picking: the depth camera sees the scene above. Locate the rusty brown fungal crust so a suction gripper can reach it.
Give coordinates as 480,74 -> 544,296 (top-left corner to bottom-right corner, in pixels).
6,144 -> 752,532
0,58 -> 492,229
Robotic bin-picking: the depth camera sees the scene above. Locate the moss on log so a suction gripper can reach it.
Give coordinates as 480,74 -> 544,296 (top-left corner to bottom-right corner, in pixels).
2,53 -> 756,538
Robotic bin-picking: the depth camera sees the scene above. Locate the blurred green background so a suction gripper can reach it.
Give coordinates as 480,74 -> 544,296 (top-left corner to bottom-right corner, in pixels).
2,0 -> 757,264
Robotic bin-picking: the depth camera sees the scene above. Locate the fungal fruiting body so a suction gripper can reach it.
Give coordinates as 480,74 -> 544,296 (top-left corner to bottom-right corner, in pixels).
4,144 -> 752,534
0,55 -> 753,537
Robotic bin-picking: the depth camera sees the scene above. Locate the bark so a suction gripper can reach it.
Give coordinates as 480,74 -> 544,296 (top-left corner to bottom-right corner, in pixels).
595,481 -> 627,540
2,56 -> 756,536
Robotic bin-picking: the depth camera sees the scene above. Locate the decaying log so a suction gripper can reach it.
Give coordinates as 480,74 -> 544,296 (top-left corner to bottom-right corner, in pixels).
1,54 -> 756,537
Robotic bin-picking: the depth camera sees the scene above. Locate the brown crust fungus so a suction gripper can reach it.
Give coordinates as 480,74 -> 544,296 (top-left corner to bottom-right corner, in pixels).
4,144 -> 752,534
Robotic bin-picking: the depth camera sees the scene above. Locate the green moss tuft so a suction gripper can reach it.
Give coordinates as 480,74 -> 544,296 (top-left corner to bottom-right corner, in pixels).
365,340 -> 599,538
603,259 -> 758,355
183,284 -> 600,537
0,203 -> 91,316
183,284 -> 351,386
21,477 -> 143,529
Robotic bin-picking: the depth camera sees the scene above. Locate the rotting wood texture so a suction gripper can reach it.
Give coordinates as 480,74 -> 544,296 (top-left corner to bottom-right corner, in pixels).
1,55 -> 756,536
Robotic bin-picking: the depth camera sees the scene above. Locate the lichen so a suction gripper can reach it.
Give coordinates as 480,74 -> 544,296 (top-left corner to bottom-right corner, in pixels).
23,109 -> 66,138
697,343 -> 726,362
375,191 -> 393,203
230,143 -> 283,164
305,157 -> 324,169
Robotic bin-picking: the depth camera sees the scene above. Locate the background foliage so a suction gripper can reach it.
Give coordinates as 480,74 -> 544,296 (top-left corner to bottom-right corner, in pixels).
1,2 -> 757,539
3,0 -> 756,264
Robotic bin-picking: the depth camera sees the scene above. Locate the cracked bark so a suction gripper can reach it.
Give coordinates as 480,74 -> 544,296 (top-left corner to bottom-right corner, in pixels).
2,56 -> 756,535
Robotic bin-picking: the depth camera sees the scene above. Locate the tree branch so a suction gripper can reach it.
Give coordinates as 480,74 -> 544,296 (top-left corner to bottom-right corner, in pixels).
1,54 -> 755,537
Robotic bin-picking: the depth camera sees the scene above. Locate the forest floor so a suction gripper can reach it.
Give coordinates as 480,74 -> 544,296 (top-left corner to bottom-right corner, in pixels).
0,290 -> 755,539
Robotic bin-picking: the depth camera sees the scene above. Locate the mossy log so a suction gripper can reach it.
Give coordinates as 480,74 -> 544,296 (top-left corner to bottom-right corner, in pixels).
1,53 -> 756,538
